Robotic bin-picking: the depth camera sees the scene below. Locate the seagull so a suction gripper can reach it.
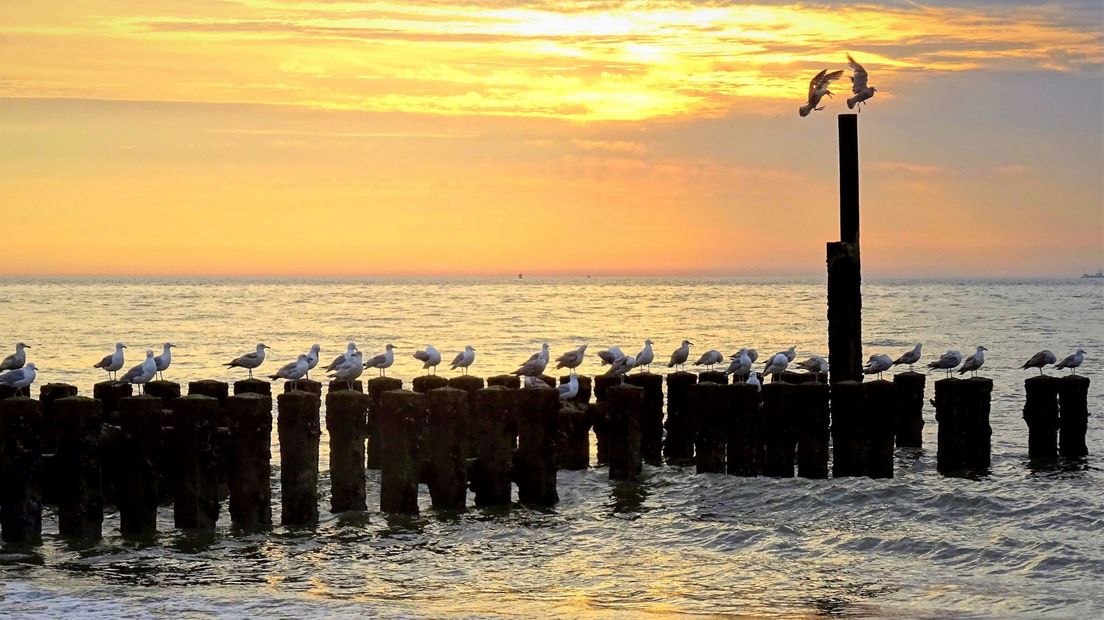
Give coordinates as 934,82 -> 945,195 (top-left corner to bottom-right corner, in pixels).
746,371 -> 761,392
799,68 -> 845,117
694,349 -> 724,369
325,342 -> 357,372
153,342 -> 174,381
747,349 -> 759,363
450,345 -> 476,374
524,375 -> 553,388
413,345 -> 442,374
846,54 -> 877,111
863,353 -> 893,380
762,352 -> 789,378
514,350 -> 548,378
304,344 -> 321,379
329,350 -> 364,385
93,342 -> 127,380
957,346 -> 987,377
725,348 -> 754,380
225,343 -> 270,379
117,349 -> 157,394
667,340 -> 692,371
597,346 -> 624,366
605,354 -> 636,381
269,354 -> 310,388
1055,349 -> 1085,375
558,374 -> 580,400
526,343 -> 551,365
363,344 -> 396,377
774,346 -> 797,363
927,350 -> 963,378
635,339 -> 656,371
1021,350 -> 1057,375
893,343 -> 922,372
1,342 -> 29,371
0,362 -> 36,391
796,355 -> 829,377
555,344 -> 587,374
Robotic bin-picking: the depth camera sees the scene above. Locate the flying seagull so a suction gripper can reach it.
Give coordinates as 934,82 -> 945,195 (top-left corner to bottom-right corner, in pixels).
799,68 -> 845,117
846,54 -> 877,111
1021,350 -> 1057,375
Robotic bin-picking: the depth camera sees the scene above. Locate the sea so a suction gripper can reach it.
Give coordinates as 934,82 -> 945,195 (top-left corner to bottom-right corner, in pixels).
0,277 -> 1101,618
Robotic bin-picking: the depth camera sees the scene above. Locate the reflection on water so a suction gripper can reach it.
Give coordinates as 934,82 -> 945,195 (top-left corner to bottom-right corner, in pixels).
0,277 -> 1102,617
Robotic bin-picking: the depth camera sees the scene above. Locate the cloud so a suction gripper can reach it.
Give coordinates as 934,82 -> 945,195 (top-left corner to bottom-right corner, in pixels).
570,138 -> 647,153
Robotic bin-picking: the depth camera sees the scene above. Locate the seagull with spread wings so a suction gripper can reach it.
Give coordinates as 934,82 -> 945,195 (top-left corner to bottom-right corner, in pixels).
799,68 -> 845,117
846,54 -> 877,111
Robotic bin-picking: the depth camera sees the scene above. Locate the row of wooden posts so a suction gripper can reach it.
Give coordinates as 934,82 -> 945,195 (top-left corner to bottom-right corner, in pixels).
0,370 -> 1090,545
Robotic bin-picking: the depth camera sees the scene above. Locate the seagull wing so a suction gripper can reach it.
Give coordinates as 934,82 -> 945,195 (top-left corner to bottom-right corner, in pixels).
806,68 -> 828,103
364,353 -> 386,368
0,353 -> 16,371
847,55 -> 868,92
413,350 -> 430,362
450,351 -> 465,367
94,353 -> 114,368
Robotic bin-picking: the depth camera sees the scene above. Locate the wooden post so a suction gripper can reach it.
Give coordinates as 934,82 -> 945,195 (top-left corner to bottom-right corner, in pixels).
117,395 -> 162,538
838,114 -> 860,243
892,372 -> 926,448
283,379 -> 322,397
607,384 -> 643,481
328,379 -> 363,393
689,382 -> 726,474
0,397 -> 42,544
425,387 -> 467,510
40,383 -> 78,505
173,395 -> 220,529
1058,375 -> 1090,458
379,390 -> 425,514
831,381 -> 865,477
827,242 -> 862,384
233,378 -> 271,397
664,371 -> 697,465
189,380 -> 229,403
515,386 -> 559,505
556,405 -> 590,470
0,385 -> 30,399
625,373 -> 663,465
93,381 -> 132,421
188,379 -> 230,503
725,383 -> 761,476
698,370 -> 728,385
226,393 -> 272,529
488,374 -> 520,389
366,376 -> 402,469
761,383 -> 797,477
277,390 -> 321,525
590,375 -> 621,465
863,381 -> 897,478
558,375 -> 592,408
776,371 -> 816,385
471,387 -> 514,506
795,382 -> 830,479
447,375 -> 484,462
54,396 -> 103,539
325,389 -> 369,513
934,378 -> 993,474
145,380 -> 181,403
1023,376 -> 1060,460
412,375 -> 448,394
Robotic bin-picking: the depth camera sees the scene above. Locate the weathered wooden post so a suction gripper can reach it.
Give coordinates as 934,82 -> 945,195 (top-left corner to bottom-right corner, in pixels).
607,384 -> 643,481
0,397 -> 42,544
93,381 -> 132,421
892,372 -> 926,448
664,371 -> 698,465
827,113 -> 863,384
471,386 -> 514,506
795,382 -> 830,479
777,371 -> 818,385
145,380 -> 181,403
412,375 -> 448,394
278,390 -> 321,525
863,380 -> 897,478
283,379 -> 322,397
556,404 -> 590,470
40,383 -> 78,505
234,378 -> 271,397
188,379 -> 230,502
325,389 -> 369,513
625,373 -> 663,465
515,386 -> 559,505
173,395 -> 220,529
425,387 -> 467,510
698,370 -> 728,385
1023,375 -> 1060,460
761,383 -> 796,477
725,383 -> 761,476
54,396 -> 103,539
366,376 -> 402,469
831,381 -> 866,477
329,379 -> 363,393
934,378 -> 993,474
590,375 -> 621,465
689,382 -> 726,473
447,374 -> 484,461
117,395 -> 162,537
0,385 -> 30,399
1058,375 -> 1090,458
226,392 -> 272,529
379,390 -> 425,514
488,374 -> 520,389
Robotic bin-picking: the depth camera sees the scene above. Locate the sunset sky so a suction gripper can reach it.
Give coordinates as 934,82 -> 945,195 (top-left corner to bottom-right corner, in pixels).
2,0 -> 1101,277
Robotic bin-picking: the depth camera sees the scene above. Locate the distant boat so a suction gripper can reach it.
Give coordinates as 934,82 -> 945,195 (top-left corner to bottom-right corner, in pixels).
518,273 -> 523,280
1082,270 -> 1104,279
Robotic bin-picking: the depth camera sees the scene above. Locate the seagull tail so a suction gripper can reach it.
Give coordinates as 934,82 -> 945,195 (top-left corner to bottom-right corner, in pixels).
847,96 -> 857,109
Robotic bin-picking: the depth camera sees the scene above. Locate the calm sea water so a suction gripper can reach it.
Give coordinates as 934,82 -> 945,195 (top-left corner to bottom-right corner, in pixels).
1,277 -> 1102,618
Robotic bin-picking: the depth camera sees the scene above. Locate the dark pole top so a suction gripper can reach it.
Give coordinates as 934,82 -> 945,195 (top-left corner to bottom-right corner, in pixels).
838,114 -> 859,244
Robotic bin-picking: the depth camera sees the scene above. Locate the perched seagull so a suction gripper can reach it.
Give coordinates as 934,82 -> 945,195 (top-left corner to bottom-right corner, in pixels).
635,340 -> 656,371
363,344 -> 396,377
526,343 -> 551,365
225,343 -> 270,379
799,68 -> 845,117
796,355 -> 829,376
747,349 -> 760,363
597,346 -> 625,366
514,351 -> 548,378
846,54 -> 877,111
153,342 -> 174,381
269,354 -> 310,388
1055,349 -> 1086,375
304,344 -> 321,379
927,350 -> 963,378
605,354 -> 636,381
893,343 -> 923,372
117,349 -> 157,394
1,342 -> 29,371
325,342 -> 357,372
524,375 -> 553,388
450,345 -> 476,374
329,350 -> 364,385
413,345 -> 442,374
775,346 -> 797,363
1021,350 -> 1057,375
762,352 -> 789,378
555,344 -> 587,374
725,348 -> 754,380
694,349 -> 724,369
93,342 -> 127,380
0,362 -> 37,391
558,374 -> 580,400
863,354 -> 894,380
667,340 -> 693,370
957,346 -> 988,377
746,371 -> 761,392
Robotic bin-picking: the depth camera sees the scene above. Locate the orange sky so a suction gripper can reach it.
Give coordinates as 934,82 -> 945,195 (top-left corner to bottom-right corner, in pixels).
1,1 -> 1101,276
